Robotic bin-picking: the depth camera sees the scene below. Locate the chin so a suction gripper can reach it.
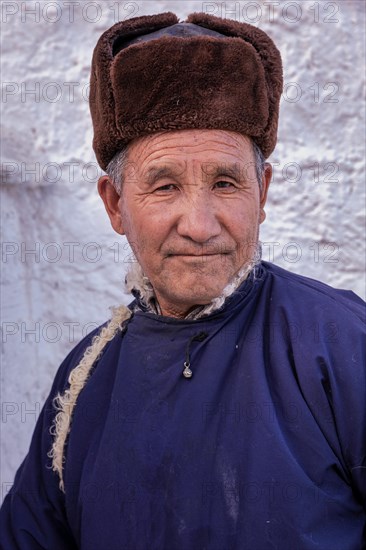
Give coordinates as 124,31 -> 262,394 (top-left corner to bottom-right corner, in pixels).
168,282 -> 228,308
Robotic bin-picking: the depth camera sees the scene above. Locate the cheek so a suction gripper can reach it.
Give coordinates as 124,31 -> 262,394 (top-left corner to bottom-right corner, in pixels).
120,206 -> 143,258
121,211 -> 164,268
228,204 -> 260,237
121,197 -> 145,235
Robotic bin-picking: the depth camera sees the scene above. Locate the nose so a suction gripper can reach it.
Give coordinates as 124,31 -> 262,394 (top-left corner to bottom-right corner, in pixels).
176,192 -> 222,243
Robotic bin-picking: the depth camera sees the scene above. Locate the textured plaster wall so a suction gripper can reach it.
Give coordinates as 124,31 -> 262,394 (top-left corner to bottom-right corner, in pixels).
1,0 -> 365,499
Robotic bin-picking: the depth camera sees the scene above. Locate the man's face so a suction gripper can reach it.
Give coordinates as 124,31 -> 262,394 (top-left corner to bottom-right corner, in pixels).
100,129 -> 271,318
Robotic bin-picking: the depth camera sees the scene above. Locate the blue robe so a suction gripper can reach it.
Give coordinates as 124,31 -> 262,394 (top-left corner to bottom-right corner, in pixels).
1,262 -> 365,549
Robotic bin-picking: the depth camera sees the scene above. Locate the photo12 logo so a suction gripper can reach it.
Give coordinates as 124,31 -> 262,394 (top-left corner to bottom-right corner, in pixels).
1,2 -> 140,24
201,2 -> 340,24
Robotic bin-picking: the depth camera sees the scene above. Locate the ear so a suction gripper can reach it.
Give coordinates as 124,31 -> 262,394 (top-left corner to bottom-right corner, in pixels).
97,175 -> 125,235
259,162 -> 272,224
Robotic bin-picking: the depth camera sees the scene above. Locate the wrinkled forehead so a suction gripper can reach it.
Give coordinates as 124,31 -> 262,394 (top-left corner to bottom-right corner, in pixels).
123,129 -> 257,181
127,129 -> 253,161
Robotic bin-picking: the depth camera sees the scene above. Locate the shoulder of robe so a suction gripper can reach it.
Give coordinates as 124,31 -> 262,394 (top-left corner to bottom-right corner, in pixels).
262,261 -> 365,325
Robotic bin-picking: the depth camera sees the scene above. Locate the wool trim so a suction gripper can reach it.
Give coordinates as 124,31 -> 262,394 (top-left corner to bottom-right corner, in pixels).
48,304 -> 132,492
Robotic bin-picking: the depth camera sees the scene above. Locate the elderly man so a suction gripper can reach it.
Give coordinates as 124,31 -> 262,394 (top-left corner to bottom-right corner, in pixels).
1,12 -> 365,550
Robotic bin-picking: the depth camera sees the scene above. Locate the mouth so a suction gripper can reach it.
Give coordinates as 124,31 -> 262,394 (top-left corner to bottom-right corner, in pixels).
171,253 -> 222,256
166,252 -> 230,261
166,249 -> 232,257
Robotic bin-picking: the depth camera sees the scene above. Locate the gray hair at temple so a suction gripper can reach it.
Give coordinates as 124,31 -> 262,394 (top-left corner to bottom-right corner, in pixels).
106,138 -> 266,195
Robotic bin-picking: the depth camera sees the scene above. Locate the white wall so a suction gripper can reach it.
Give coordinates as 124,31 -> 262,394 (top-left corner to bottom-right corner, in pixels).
1,0 -> 365,499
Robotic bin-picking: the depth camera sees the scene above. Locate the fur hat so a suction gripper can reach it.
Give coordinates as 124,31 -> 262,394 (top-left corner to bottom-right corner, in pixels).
90,12 -> 283,170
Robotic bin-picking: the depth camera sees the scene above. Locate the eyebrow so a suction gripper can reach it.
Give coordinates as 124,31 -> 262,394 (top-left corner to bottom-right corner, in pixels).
145,162 -> 244,186
201,163 -> 242,181
146,166 -> 183,186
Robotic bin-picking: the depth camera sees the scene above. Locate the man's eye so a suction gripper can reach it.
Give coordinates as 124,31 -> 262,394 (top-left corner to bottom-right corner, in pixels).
214,181 -> 235,190
154,184 -> 177,192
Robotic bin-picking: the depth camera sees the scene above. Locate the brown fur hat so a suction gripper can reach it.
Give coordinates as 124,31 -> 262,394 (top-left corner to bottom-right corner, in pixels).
90,12 -> 283,170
